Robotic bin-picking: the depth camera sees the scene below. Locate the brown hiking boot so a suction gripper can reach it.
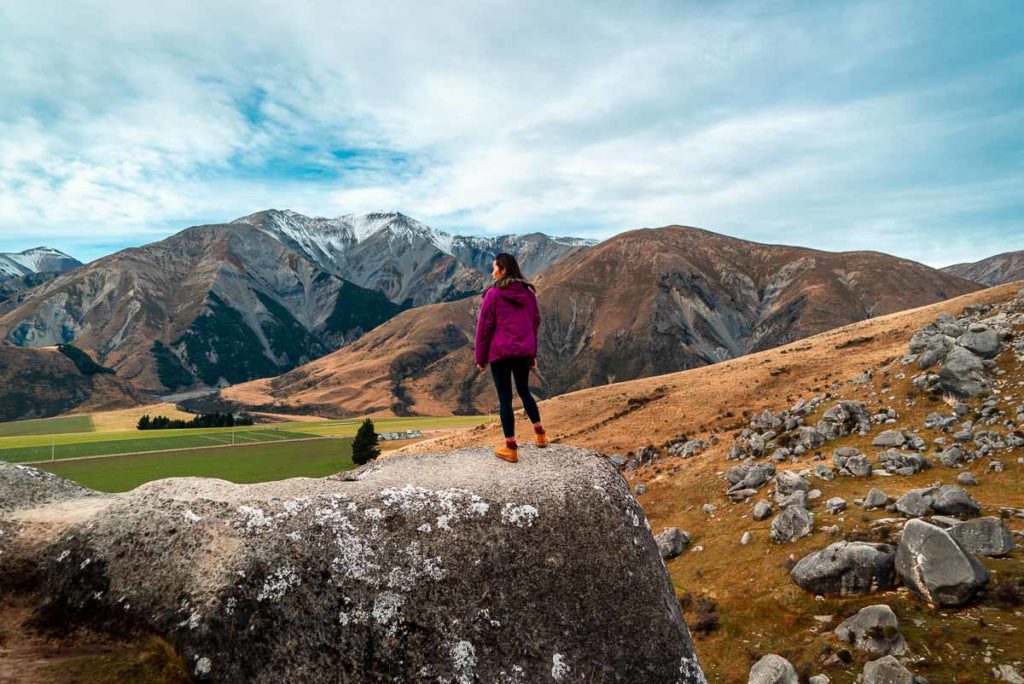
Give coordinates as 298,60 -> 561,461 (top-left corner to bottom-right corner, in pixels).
535,432 -> 548,448
494,445 -> 518,463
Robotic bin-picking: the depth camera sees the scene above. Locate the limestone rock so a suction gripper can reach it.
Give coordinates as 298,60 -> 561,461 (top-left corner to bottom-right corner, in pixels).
896,519 -> 990,606
1,447 -> 707,683
940,345 -> 990,397
834,605 -> 907,657
862,655 -> 916,684
656,527 -> 691,560
770,506 -> 814,544
748,654 -> 798,684
791,541 -> 897,597
948,516 -> 1016,557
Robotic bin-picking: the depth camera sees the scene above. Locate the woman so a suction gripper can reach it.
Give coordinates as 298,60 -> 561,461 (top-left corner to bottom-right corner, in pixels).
474,253 -> 547,463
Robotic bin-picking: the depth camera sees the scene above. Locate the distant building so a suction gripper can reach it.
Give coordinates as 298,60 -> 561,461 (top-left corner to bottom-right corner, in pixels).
376,429 -> 424,441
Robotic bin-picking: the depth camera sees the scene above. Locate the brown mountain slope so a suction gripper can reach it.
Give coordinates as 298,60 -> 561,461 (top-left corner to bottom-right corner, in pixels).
0,346 -> 145,421
221,226 -> 981,416
221,298 -> 484,417
943,249 -> 1024,286
405,280 -> 1022,453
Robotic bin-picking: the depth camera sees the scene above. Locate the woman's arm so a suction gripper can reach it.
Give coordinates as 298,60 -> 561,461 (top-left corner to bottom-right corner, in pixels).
474,290 -> 497,368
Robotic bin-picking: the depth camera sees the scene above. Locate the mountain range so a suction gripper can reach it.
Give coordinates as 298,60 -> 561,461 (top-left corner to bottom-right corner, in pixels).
0,211 -> 591,393
219,225 -> 982,417
942,249 -> 1024,286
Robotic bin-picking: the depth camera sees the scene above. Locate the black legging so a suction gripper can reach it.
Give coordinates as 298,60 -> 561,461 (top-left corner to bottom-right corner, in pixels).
489,356 -> 541,438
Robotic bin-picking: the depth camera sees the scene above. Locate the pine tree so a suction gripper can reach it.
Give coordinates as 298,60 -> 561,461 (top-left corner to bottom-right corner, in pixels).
136,414 -> 151,430
351,418 -> 380,466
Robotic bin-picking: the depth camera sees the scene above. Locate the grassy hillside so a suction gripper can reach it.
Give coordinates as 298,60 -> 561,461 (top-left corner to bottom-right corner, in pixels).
404,281 -> 1024,683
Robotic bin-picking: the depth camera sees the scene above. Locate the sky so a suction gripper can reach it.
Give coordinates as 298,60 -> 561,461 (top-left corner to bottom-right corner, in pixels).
0,0 -> 1021,266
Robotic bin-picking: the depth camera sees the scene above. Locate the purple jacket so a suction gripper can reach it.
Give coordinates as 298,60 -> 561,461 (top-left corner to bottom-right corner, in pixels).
474,280 -> 540,366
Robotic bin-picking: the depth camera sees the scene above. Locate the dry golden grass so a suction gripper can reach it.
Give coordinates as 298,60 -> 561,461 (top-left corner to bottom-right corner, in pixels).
83,402 -> 195,433
408,282 -> 1022,454
403,280 -> 1024,683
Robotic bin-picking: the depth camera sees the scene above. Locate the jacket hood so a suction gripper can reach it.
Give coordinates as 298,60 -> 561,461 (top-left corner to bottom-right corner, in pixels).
484,277 -> 535,307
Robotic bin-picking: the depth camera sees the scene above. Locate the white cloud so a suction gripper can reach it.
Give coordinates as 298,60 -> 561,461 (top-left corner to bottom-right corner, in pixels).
0,0 -> 1020,266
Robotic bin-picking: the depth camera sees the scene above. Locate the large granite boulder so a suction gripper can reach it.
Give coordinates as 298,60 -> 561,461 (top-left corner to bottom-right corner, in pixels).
791,541 -> 897,597
1,447 -> 708,683
948,517 -> 1017,557
895,519 -> 990,607
939,345 -> 990,397
0,460 -> 99,513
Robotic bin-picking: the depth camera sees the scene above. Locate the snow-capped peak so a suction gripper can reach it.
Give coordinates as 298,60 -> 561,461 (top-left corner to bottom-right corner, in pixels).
0,247 -> 80,276
337,211 -> 456,255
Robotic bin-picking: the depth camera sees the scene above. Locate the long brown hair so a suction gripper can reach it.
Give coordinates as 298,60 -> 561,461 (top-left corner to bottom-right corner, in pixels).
493,253 -> 526,281
489,253 -> 536,292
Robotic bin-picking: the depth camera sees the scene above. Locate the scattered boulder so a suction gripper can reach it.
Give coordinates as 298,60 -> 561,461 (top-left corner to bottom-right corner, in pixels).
727,463 -> 776,494
777,490 -> 809,510
896,519 -> 990,606
863,489 -> 888,511
958,328 -> 1001,359
931,485 -> 982,516
0,447 -> 707,683
774,470 -> 810,497
740,531 -> 752,546
770,506 -> 814,544
825,498 -> 847,515
994,664 -> 1024,684
957,471 -> 978,486
948,517 -> 1016,557
635,446 -> 659,463
872,430 -> 907,448
924,412 -> 957,430
656,527 -> 692,560
895,485 -> 980,518
939,445 -> 965,468
670,439 -> 708,458
748,654 -> 798,684
791,541 -> 897,597
752,500 -> 773,521
814,463 -> 835,481
816,402 -> 870,440
833,448 -> 872,477
862,655 -> 916,684
940,345 -> 990,397
834,604 -> 908,657
876,450 -> 930,476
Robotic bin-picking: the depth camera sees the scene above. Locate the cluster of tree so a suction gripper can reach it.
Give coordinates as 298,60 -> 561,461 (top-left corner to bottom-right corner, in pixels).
352,418 -> 381,465
57,343 -> 115,376
137,412 -> 254,430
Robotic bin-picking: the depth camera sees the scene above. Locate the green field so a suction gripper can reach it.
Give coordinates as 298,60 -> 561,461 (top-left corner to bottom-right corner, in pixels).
0,428 -> 313,464
2,413 -> 492,493
39,437 -> 355,492
0,414 -> 94,437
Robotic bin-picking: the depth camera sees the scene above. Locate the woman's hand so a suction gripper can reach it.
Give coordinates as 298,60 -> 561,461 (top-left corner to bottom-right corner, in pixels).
477,363 -> 486,371
529,357 -> 537,368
